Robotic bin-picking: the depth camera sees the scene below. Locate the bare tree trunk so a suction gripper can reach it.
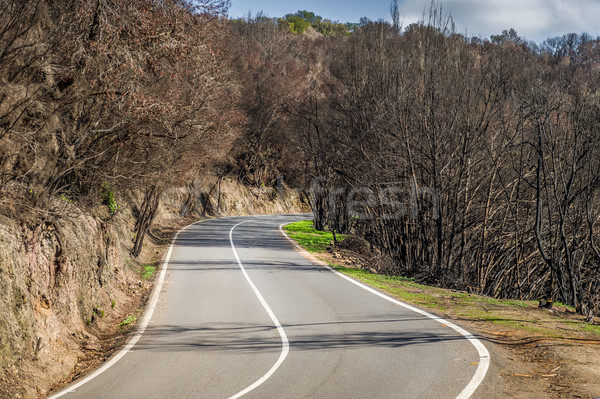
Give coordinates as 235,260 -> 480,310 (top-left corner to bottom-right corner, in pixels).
132,185 -> 162,258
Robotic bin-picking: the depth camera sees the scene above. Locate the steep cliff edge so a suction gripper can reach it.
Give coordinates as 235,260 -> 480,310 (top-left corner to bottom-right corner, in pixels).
0,180 -> 307,398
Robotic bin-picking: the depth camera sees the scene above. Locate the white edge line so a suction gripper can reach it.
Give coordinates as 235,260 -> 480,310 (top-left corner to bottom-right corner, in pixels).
227,222 -> 289,399
46,218 -> 205,398
278,223 -> 490,399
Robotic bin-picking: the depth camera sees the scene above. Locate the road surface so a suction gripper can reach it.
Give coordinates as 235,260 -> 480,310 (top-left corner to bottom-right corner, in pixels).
49,214 -> 488,399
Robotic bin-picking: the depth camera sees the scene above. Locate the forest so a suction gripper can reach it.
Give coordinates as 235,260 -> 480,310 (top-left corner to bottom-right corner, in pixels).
2,0 -> 600,318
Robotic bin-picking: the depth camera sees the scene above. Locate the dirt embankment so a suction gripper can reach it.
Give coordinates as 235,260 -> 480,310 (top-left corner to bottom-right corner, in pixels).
0,179 -> 308,399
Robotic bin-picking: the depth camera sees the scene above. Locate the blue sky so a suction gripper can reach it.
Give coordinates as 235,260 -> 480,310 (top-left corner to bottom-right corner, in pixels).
228,0 -> 600,43
228,0 -> 389,24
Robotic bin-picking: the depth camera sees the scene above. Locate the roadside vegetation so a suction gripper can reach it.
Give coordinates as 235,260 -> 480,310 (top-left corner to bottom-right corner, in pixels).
141,265 -> 157,281
284,220 -> 600,340
118,314 -> 137,328
283,220 -> 346,253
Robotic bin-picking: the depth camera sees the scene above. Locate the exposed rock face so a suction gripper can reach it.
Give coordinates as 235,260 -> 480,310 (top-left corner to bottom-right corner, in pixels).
0,205 -> 140,399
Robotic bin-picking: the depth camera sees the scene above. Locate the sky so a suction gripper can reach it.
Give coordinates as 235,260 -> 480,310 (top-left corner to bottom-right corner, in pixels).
228,0 -> 600,43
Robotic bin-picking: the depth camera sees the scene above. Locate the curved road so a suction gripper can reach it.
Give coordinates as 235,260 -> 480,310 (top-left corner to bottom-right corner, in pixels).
49,215 -> 488,399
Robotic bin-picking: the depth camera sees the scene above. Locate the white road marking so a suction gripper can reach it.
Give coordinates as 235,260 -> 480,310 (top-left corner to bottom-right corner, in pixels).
227,221 -> 289,399
47,215 -> 488,399
46,220 -> 200,398
279,223 -> 490,399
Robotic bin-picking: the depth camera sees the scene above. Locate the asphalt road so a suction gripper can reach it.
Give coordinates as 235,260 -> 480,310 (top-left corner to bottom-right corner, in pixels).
50,214 -> 488,399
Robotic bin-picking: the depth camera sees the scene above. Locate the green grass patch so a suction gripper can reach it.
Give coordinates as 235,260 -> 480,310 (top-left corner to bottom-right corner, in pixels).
101,182 -> 118,214
333,264 -> 581,338
284,220 -> 346,253
332,265 -> 445,309
119,315 -> 137,327
501,299 -> 534,308
141,265 -> 157,280
581,324 -> 600,334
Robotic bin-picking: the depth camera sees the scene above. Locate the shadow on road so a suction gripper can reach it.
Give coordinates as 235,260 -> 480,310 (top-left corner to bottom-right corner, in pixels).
133,318 -> 467,354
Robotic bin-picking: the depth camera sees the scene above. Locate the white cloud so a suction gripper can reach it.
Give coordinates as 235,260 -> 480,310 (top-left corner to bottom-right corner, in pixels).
398,0 -> 600,42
